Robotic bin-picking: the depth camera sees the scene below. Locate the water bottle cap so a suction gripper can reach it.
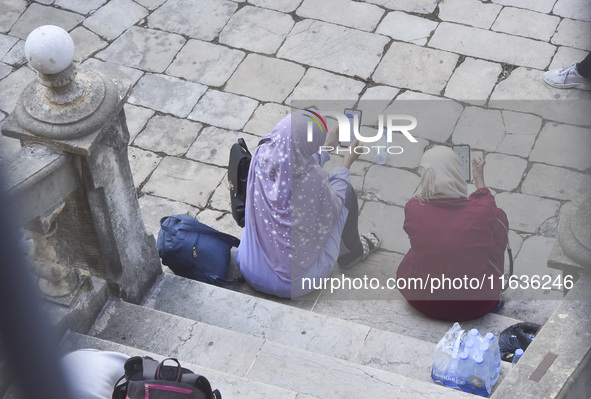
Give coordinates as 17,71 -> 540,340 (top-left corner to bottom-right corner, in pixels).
474,354 -> 483,363
515,349 -> 524,357
469,329 -> 479,336
460,352 -> 469,360
485,332 -> 494,341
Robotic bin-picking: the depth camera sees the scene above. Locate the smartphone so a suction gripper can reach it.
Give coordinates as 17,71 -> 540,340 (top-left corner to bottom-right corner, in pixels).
452,144 -> 471,181
343,108 -> 362,147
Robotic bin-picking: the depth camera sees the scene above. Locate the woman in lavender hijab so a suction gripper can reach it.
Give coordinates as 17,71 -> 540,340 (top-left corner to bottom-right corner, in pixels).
236,110 -> 380,298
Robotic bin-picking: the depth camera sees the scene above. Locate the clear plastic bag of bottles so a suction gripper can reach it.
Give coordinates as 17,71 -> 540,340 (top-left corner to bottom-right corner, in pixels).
431,323 -> 501,397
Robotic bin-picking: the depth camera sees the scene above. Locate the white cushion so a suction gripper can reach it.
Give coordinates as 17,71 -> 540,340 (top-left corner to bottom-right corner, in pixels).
60,349 -> 129,399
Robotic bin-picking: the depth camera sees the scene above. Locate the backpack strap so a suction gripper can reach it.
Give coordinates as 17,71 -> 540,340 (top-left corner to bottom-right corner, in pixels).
112,375 -> 127,399
156,358 -> 183,382
237,138 -> 250,155
497,217 -> 513,292
258,138 -> 271,146
237,137 -> 270,154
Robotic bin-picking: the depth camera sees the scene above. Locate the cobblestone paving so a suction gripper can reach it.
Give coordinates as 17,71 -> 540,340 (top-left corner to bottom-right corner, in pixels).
1,0 -> 590,324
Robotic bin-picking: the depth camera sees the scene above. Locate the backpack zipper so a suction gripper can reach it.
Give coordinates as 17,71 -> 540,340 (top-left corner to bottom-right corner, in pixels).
144,383 -> 193,398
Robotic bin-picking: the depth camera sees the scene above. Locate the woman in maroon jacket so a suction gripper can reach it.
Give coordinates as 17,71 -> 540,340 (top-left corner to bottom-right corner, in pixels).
397,146 -> 508,321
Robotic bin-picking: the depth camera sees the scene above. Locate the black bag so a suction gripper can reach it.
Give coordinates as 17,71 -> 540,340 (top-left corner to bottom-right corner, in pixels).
228,138 -> 251,228
157,215 -> 241,286
113,356 -> 221,399
228,138 -> 270,228
498,322 -> 541,362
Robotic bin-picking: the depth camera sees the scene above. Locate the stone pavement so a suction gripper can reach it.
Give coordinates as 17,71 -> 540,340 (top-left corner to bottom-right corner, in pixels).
1,0 -> 590,327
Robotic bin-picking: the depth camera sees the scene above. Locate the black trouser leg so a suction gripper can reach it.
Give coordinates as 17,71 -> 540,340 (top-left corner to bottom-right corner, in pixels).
577,53 -> 591,78
337,183 -> 364,267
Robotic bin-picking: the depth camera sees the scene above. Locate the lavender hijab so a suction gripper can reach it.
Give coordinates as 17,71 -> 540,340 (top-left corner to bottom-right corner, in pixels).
246,110 -> 342,282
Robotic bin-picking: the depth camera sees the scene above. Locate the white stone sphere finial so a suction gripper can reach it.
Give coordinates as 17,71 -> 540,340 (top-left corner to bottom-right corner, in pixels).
25,25 -> 75,75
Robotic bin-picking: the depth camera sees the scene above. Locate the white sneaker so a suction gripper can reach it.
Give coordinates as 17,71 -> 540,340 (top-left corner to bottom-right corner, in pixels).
543,63 -> 591,90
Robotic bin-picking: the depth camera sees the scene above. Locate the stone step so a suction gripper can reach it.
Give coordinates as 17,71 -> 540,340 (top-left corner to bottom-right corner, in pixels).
312,296 -> 523,344
225,250 -> 525,344
59,330 -> 319,399
143,273 -> 437,381
144,273 -> 516,380
314,250 -> 525,344
89,299 -> 473,398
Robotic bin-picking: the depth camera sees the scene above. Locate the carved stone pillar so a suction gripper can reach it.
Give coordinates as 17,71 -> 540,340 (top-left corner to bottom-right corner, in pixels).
1,25 -> 162,304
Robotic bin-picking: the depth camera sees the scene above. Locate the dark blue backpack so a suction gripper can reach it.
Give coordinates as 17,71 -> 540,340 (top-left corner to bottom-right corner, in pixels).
157,215 -> 241,286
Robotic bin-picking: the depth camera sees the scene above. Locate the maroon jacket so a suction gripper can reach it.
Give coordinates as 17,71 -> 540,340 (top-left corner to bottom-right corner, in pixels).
397,188 -> 508,321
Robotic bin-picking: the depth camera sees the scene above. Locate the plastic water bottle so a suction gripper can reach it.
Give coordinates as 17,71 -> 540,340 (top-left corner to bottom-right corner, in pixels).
467,328 -> 480,343
473,354 -> 491,396
456,351 -> 473,393
443,333 -> 464,389
375,130 -> 388,164
512,348 -> 524,367
484,332 -> 501,383
446,359 -> 459,389
479,343 -> 497,387
465,340 -> 476,359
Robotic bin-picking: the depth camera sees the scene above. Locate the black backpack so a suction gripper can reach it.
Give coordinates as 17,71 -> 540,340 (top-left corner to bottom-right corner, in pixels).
227,137 -> 270,227
113,356 -> 221,399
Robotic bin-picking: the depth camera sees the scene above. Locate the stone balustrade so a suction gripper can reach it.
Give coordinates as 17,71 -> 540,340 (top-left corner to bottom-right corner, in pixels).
0,26 -> 162,330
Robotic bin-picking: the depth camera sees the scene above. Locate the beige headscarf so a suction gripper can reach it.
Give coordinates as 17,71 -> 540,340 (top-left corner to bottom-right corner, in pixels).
414,146 -> 468,201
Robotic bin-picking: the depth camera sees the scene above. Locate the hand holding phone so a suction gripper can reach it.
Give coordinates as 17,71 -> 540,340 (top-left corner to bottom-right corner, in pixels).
472,156 -> 486,189
342,140 -> 362,169
452,144 -> 471,181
